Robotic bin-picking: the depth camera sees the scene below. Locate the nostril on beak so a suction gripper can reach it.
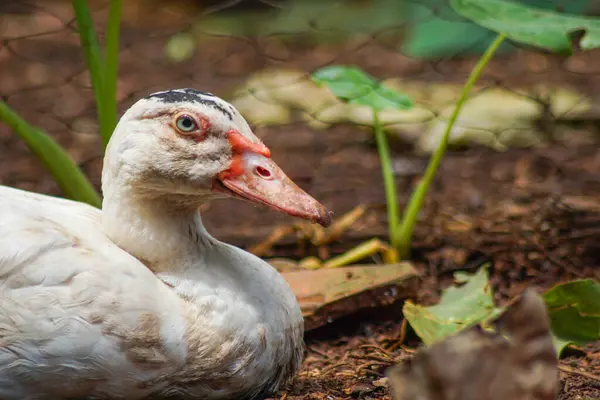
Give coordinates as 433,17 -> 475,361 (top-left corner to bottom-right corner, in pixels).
254,166 -> 272,179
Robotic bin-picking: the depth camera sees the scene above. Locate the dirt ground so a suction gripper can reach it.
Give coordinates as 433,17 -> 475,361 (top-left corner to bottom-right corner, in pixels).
263,142 -> 600,400
2,2 -> 600,398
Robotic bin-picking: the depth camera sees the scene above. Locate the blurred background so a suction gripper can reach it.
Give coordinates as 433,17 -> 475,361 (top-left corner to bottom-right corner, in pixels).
1,0 -> 600,296
2,3 -> 600,397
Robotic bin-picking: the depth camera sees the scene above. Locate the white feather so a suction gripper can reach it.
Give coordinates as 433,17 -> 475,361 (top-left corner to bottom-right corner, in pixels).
0,90 -> 304,400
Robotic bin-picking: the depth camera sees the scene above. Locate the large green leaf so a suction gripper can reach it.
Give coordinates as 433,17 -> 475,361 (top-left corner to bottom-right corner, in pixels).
402,1 -> 513,58
185,0 -> 405,45
0,101 -> 101,208
543,279 -> 600,356
403,0 -> 591,58
403,266 -> 504,345
312,66 -> 414,111
451,0 -> 600,55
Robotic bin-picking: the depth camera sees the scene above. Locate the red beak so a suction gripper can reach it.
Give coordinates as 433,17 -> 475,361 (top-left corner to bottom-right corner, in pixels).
213,130 -> 331,227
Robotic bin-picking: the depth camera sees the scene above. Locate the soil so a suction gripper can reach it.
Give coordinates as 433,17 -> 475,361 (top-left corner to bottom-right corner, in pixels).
1,1 -> 600,399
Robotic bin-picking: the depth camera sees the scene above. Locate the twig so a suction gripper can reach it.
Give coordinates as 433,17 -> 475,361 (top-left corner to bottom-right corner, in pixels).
558,364 -> 600,382
308,345 -> 330,359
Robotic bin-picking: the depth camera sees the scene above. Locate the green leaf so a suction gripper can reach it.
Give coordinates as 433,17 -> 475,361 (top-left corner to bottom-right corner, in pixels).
396,34 -> 506,260
101,0 -> 122,148
543,279 -> 600,356
311,66 -> 414,111
403,266 -> 504,345
72,0 -> 110,147
0,100 -> 101,208
402,1 -> 513,58
403,0 -> 591,58
450,0 -> 600,55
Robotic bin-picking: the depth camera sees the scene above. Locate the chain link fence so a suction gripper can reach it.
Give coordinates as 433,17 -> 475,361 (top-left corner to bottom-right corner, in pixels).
1,0 -> 600,242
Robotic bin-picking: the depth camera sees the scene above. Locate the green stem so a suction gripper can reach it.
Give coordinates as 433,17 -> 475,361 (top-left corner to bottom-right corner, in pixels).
373,109 -> 400,259
0,100 -> 101,208
102,0 -> 122,148
396,34 -> 506,260
323,238 -> 391,269
72,0 -> 107,143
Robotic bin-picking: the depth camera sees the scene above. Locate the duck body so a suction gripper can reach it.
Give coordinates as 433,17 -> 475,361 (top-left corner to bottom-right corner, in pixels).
0,89 -> 330,399
0,184 -> 302,400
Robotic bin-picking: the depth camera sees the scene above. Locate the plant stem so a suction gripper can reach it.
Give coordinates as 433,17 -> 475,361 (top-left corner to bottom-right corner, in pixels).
72,0 -> 107,143
396,34 -> 506,260
102,0 -> 122,148
322,238 -> 395,269
0,100 -> 101,207
373,109 -> 400,261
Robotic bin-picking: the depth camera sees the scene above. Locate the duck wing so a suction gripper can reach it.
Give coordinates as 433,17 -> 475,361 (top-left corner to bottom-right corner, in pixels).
0,185 -> 187,399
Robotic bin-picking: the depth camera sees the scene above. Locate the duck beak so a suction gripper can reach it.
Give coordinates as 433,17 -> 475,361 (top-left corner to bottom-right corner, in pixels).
213,130 -> 332,227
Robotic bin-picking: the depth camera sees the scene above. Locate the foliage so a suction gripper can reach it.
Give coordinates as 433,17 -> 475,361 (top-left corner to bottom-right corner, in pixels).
0,0 -> 122,207
451,0 -> 600,55
402,0 -> 591,58
404,269 -> 600,357
312,0 -> 600,261
312,35 -> 504,261
311,0 -> 600,356
0,102 -> 102,207
403,266 -> 503,345
72,0 -> 122,147
543,279 -> 600,356
312,66 -> 413,111
396,34 -> 505,259
165,0 -> 405,61
312,66 -> 413,260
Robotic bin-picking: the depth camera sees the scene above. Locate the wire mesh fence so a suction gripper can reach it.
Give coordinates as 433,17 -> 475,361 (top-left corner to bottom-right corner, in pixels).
1,0 -> 600,241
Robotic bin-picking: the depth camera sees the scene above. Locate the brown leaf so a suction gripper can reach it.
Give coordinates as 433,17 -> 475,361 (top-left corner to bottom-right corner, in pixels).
282,263 -> 418,331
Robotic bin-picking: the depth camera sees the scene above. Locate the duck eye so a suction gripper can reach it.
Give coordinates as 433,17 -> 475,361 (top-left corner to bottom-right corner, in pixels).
175,115 -> 197,133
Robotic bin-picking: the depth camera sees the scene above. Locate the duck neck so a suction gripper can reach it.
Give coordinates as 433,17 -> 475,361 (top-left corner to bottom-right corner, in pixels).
101,178 -> 213,273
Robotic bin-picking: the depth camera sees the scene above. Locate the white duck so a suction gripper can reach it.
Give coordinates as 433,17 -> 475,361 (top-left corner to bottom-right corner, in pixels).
0,89 -> 331,400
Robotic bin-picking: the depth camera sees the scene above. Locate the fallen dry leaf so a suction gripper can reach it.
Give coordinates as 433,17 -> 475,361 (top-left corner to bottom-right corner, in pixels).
282,263 -> 418,331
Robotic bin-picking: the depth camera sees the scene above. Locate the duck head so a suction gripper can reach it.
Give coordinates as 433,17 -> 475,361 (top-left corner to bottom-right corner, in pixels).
102,88 -> 331,227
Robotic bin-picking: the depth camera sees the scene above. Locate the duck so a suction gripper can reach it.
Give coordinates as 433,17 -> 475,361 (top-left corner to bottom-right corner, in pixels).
0,88 -> 332,400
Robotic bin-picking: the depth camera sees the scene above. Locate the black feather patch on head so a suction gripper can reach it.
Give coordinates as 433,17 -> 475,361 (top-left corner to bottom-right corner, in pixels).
146,88 -> 233,121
